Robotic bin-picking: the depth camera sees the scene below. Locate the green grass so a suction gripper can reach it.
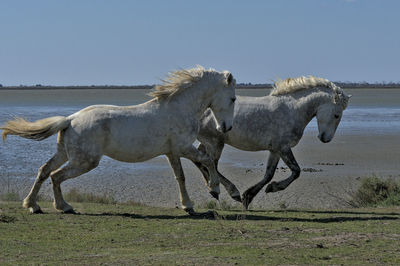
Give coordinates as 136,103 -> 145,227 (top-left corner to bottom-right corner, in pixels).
1,201 -> 399,265
64,188 -> 117,205
200,199 -> 241,211
0,191 -> 20,201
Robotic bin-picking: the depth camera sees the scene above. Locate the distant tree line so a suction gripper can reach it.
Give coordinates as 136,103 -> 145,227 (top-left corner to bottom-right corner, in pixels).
332,81 -> 400,88
1,82 -> 400,90
236,81 -> 400,89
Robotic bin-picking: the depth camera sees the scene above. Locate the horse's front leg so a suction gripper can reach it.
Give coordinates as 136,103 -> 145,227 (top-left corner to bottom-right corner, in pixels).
193,143 -> 241,202
166,155 -> 194,213
242,151 -> 280,209
265,147 -> 300,193
181,145 -> 220,200
193,161 -> 242,203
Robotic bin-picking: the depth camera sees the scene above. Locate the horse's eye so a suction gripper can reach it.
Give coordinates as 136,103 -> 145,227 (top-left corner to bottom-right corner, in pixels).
334,114 -> 340,119
231,97 -> 236,103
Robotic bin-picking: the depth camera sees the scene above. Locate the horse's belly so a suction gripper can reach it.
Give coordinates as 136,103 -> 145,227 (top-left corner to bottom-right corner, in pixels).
106,150 -> 163,163
226,131 -> 270,151
227,141 -> 268,152
104,137 -> 168,163
105,145 -> 166,163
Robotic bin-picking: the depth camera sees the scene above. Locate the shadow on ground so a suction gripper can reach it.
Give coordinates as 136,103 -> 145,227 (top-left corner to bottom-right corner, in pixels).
78,209 -> 400,223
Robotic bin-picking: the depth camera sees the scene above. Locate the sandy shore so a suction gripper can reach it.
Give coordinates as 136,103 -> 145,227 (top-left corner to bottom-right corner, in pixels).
3,133 -> 400,210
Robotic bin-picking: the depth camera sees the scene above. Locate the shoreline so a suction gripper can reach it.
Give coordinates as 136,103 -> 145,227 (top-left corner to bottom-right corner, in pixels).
1,86 -> 400,91
2,134 -> 399,210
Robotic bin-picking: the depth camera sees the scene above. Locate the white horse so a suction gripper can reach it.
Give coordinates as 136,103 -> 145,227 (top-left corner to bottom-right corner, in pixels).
195,76 -> 351,209
1,66 -> 237,215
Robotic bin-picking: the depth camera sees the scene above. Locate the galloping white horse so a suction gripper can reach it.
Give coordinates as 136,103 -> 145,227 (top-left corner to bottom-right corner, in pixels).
196,76 -> 351,209
1,66 -> 237,214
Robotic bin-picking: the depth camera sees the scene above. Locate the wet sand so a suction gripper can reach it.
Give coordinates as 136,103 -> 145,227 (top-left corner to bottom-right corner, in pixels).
9,133 -> 399,210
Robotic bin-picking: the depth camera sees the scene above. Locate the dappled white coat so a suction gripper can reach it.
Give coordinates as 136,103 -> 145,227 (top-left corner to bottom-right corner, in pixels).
1,66 -> 237,214
197,76 -> 351,208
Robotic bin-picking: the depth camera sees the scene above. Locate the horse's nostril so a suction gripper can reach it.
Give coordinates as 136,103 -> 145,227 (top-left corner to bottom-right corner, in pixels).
222,122 -> 226,131
319,133 -> 330,143
227,126 -> 232,132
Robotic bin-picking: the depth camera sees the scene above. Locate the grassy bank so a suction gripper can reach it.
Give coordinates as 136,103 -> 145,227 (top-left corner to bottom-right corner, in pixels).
1,201 -> 399,265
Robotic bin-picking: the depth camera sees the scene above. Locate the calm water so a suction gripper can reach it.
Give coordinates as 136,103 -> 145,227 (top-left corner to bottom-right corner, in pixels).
1,88 -> 399,135
0,88 -> 399,183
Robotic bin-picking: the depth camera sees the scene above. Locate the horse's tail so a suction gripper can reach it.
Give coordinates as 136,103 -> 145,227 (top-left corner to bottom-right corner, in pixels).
1,116 -> 70,141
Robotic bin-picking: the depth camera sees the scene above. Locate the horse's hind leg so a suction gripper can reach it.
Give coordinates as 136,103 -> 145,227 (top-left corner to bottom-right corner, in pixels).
50,159 -> 99,213
242,151 -> 280,209
265,147 -> 300,193
23,148 -> 67,214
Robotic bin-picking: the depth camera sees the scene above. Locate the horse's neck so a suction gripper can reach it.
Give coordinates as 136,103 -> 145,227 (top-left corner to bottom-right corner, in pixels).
295,90 -> 333,122
170,84 -> 212,118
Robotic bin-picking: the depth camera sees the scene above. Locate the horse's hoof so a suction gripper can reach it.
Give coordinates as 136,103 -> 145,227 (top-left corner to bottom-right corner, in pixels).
204,210 -> 216,218
192,210 -> 215,218
63,208 -> 78,214
209,191 -> 219,200
241,191 -> 252,210
29,207 -> 44,214
189,211 -> 203,217
185,208 -> 215,218
265,182 -> 277,193
184,208 -> 196,215
232,194 -> 242,203
186,209 -> 203,217
242,198 -> 250,210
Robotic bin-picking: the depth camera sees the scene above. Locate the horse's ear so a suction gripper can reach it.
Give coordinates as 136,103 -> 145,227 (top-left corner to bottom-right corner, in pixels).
226,73 -> 233,85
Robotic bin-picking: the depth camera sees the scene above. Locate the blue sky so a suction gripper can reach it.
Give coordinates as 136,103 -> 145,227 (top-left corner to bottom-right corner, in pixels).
1,0 -> 399,85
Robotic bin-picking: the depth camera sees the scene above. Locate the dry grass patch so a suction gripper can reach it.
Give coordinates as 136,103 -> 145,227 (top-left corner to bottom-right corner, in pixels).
352,176 -> 400,207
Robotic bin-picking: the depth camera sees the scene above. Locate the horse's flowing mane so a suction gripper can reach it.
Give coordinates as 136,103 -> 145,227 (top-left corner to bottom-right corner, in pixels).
270,76 -> 340,97
149,66 -> 209,99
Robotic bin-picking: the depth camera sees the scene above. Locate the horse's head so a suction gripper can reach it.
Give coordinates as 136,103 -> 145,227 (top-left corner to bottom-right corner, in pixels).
316,91 -> 351,143
209,71 -> 236,133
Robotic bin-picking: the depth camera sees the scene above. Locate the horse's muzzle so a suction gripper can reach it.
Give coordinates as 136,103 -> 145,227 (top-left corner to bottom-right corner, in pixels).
226,125 -> 233,132
318,133 -> 331,143
217,122 -> 232,133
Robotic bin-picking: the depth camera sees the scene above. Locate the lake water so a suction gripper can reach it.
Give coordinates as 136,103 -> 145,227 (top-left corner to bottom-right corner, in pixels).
1,88 -> 399,135
0,88 -> 399,184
